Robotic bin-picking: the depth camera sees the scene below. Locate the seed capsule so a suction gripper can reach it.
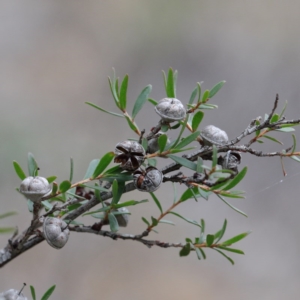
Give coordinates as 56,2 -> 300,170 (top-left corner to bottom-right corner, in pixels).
222,151 -> 241,170
43,217 -> 70,249
200,125 -> 229,146
114,140 -> 145,171
154,98 -> 186,122
133,167 -> 163,192
19,176 -> 52,203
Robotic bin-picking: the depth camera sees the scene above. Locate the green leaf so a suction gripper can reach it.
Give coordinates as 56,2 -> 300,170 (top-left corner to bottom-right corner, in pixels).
290,155 -> 300,163
125,115 -> 139,132
158,134 -> 168,153
108,70 -> 119,106
41,285 -> 56,300
192,111 -> 204,132
148,98 -> 158,106
28,152 -> 38,177
150,192 -> 163,213
189,86 -> 198,104
217,246 -> 244,254
0,211 -> 17,219
84,159 -> 100,179
47,176 -> 57,184
163,68 -> 176,98
214,219 -> 227,243
292,134 -> 296,153
279,100 -> 288,118
59,180 -> 71,193
179,243 -> 191,256
132,85 -> 152,119
113,199 -> 148,209
220,192 -> 245,199
80,183 -> 109,193
180,187 -> 199,202
13,161 -> 26,180
168,211 -> 201,228
206,234 -> 214,247
85,102 -> 124,118
270,113 -> 279,123
209,81 -> 225,98
199,103 -> 218,110
161,124 -> 169,132
194,247 -> 202,260
92,152 -> 115,179
214,249 -> 234,265
112,179 -> 120,205
142,137 -> 148,152
51,182 -> 58,196
30,286 -> 36,300
108,213 -> 119,232
168,154 -> 197,171
172,115 -> 189,148
223,167 -> 247,191
217,194 -> 247,217
119,74 -> 128,111
196,157 -> 203,173
276,127 -> 295,132
69,157 -> 74,182
151,216 -> 159,226
221,232 -> 251,246
142,217 -> 150,226
159,219 -> 175,225
262,135 -> 283,145
0,227 -> 15,234
175,131 -> 200,150
201,90 -> 210,103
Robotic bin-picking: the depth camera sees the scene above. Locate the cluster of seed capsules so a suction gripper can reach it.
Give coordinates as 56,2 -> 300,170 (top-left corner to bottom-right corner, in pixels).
114,97 -> 241,192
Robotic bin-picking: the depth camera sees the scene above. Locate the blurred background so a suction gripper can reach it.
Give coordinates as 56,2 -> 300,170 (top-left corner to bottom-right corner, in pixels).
1,1 -> 300,299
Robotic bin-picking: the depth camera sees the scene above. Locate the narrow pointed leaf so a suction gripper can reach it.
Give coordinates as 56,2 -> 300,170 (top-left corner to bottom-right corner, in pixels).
132,85 -> 152,119
119,75 -> 128,110
217,194 -> 247,217
148,98 -> 158,106
92,152 -> 115,179
292,134 -> 296,153
85,102 -> 124,118
214,219 -> 227,243
28,152 -> 38,176
262,135 -> 283,145
125,116 -> 139,132
108,213 -> 119,232
223,167 -> 247,191
84,159 -> 100,179
166,68 -> 176,97
180,187 -> 199,202
175,131 -> 200,150
221,232 -> 251,246
290,155 -> 300,163
168,154 -> 197,171
150,192 -> 163,213
159,219 -> 175,225
195,247 -> 202,260
59,180 -> 71,193
168,211 -> 201,228
209,81 -> 225,98
212,145 -> 218,168
158,134 -> 168,153
142,217 -> 150,226
214,249 -> 234,265
69,157 -> 74,182
201,90 -> 210,103
192,111 -> 204,132
41,285 -> 56,300
217,246 -> 244,254
30,286 -> 36,300
114,199 -> 148,209
279,100 -> 288,118
13,161 -> 26,180
276,127 -> 295,132
108,72 -> 119,106
189,87 -> 198,104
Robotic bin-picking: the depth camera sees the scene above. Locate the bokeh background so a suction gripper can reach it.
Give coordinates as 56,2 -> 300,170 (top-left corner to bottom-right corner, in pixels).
1,1 -> 300,299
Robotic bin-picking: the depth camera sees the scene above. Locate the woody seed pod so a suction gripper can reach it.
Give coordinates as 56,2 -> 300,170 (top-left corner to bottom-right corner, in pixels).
154,98 -> 186,122
43,217 -> 70,249
133,167 -> 163,192
200,125 -> 229,146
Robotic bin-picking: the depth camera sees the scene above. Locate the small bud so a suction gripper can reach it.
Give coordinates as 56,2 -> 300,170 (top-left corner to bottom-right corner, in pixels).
19,176 -> 52,203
